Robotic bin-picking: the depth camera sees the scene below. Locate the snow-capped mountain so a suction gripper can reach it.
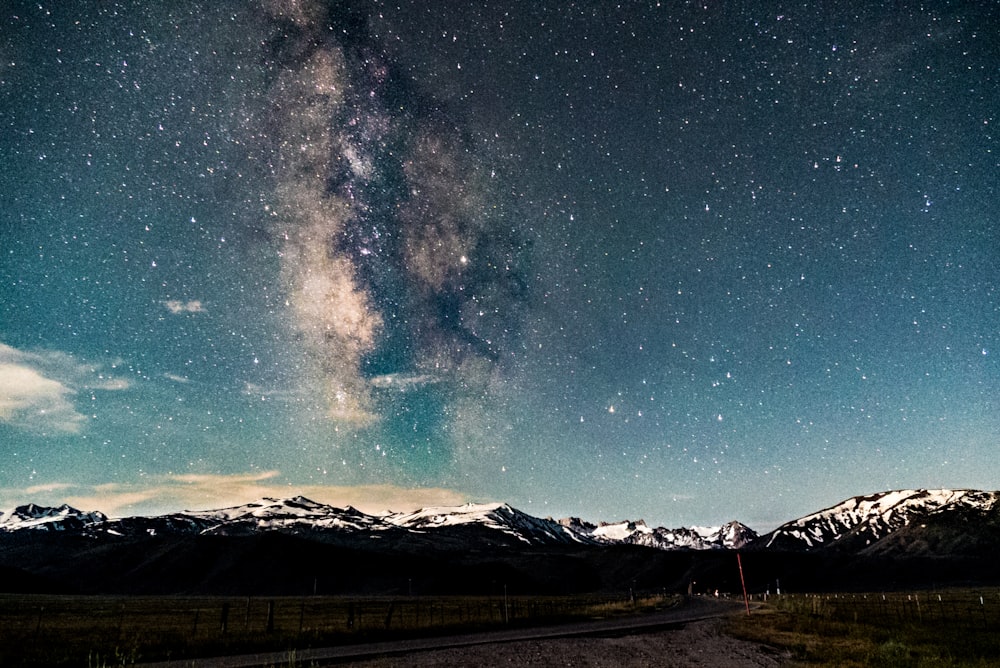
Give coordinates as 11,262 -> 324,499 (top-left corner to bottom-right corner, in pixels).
759,488 -> 1000,551
186,496 -> 394,536
385,502 -> 592,546
0,503 -> 107,533
0,497 -> 744,550
0,497 -> 396,539
561,517 -> 757,550
6,489 -> 998,557
96,496 -> 398,539
716,520 -> 761,548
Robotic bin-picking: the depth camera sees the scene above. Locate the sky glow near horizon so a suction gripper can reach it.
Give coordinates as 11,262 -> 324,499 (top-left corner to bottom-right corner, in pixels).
1,1 -> 997,531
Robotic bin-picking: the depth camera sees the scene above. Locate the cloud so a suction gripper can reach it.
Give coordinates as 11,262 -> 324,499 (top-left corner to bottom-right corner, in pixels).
163,300 -> 206,314
23,482 -> 75,495
89,377 -> 130,391
0,360 -> 84,434
368,372 -> 440,391
0,471 -> 471,518
0,342 -> 129,434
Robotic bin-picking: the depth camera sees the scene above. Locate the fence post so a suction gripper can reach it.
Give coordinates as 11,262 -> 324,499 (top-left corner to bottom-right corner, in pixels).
117,601 -> 126,640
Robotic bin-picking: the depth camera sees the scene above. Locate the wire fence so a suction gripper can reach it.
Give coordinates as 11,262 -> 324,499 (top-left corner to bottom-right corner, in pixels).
0,591 -> 674,666
765,589 -> 1000,630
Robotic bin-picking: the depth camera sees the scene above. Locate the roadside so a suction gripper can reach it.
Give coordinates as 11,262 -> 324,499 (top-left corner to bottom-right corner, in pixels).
342,616 -> 791,667
135,597 -> 777,667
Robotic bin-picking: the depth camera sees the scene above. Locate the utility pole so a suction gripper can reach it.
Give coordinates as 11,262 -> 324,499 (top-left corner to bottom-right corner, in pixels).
737,553 -> 751,616
503,584 -> 509,623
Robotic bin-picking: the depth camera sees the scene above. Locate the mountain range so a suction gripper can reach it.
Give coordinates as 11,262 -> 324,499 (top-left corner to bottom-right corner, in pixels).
0,496 -> 760,549
1,488 -> 998,595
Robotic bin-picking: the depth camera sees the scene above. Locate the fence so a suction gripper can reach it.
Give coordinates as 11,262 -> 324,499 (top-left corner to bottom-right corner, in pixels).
767,589 -> 1000,630
0,591 -> 672,665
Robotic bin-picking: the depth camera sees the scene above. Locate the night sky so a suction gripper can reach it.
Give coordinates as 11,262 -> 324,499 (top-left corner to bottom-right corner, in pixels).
2,1 -> 997,530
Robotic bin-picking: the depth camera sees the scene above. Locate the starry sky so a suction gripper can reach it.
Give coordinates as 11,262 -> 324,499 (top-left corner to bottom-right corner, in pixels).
1,1 -> 997,530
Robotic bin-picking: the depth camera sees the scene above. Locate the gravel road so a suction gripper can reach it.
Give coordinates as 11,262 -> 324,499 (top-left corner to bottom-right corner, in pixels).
345,616 -> 789,667
137,597 -> 789,667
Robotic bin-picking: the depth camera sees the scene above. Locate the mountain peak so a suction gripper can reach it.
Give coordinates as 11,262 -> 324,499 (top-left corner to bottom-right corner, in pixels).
566,516 -> 757,550
759,488 -> 1000,551
0,503 -> 107,532
384,502 -> 590,545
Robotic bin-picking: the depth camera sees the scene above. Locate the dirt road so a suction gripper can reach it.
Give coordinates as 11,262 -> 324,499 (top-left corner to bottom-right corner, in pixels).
137,597 -> 787,667
346,616 -> 789,667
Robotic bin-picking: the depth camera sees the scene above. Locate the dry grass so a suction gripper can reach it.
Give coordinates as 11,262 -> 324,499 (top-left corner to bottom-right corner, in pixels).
0,591 -> 680,667
726,589 -> 1000,667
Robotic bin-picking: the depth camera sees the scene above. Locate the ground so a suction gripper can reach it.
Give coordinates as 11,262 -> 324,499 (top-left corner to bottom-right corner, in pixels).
345,618 -> 791,667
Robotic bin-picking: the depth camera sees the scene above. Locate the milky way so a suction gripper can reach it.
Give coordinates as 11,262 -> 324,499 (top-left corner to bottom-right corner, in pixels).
261,0 -> 529,455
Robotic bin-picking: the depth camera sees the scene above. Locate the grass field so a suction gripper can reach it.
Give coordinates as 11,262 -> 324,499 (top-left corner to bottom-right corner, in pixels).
727,589 -> 1000,667
16,587 -> 1000,667
0,591 -> 678,667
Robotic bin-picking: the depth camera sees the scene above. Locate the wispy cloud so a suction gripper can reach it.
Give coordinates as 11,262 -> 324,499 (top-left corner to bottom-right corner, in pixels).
163,300 -> 206,314
23,482 -> 76,495
368,372 -> 439,391
1,348 -> 75,433
0,342 -> 131,435
0,361 -> 83,433
0,472 -> 471,518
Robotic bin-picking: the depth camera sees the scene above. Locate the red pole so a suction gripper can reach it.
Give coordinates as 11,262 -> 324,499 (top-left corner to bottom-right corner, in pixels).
737,552 -> 751,616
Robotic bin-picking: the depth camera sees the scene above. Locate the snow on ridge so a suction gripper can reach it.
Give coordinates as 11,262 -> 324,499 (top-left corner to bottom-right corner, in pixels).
591,520 -> 652,542
391,503 -> 520,533
385,502 -> 589,545
384,502 -> 511,528
184,495 -> 332,520
791,489 -> 981,529
690,525 -> 720,535
164,496 -> 387,534
571,517 -> 755,550
0,503 -> 107,533
764,488 -> 1000,549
